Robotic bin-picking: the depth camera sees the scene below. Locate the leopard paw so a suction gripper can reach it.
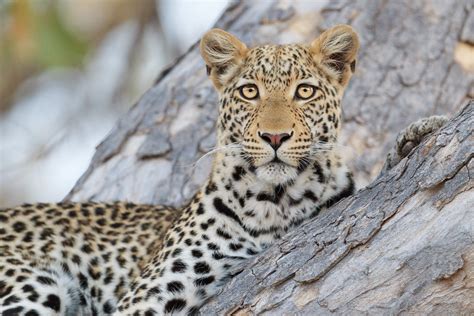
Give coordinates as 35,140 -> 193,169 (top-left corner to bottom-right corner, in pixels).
381,115 -> 448,173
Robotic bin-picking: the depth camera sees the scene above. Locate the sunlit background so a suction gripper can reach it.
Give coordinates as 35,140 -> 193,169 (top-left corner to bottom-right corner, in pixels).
0,0 -> 229,207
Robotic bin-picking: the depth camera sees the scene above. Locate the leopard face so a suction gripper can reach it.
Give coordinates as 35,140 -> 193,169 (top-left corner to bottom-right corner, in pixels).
201,26 -> 359,184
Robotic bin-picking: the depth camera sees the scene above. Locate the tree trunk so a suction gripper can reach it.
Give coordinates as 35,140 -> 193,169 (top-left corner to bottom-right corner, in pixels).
200,101 -> 473,315
64,0 -> 474,313
65,0 -> 474,204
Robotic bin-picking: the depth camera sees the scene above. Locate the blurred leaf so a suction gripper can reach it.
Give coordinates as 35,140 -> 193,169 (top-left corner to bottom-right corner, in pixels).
34,4 -> 88,68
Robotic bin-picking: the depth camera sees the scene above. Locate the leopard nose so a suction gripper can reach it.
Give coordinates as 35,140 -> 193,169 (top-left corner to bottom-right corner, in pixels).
258,131 -> 293,150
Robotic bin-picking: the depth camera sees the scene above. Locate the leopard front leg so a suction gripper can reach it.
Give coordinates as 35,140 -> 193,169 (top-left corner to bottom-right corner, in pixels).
381,115 -> 448,173
115,238 -> 247,316
114,198 -> 253,315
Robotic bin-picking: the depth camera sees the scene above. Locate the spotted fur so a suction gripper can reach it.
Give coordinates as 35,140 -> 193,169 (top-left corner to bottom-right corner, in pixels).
1,25 -> 359,315
0,202 -> 177,315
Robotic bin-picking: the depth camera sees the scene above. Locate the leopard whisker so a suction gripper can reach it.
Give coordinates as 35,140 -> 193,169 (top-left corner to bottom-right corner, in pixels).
184,143 -> 243,169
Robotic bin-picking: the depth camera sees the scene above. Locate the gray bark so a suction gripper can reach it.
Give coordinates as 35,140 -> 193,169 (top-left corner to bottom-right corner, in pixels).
200,101 -> 473,315
64,1 -> 474,313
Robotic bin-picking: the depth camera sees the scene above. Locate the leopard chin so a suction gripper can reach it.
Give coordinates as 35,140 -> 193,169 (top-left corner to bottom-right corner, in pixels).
255,162 -> 298,185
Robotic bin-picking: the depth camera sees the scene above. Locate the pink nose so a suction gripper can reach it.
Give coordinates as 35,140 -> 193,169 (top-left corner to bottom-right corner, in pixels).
258,132 -> 292,150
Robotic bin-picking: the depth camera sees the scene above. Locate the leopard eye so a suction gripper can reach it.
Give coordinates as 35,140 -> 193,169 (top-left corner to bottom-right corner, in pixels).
239,84 -> 259,100
295,84 -> 316,100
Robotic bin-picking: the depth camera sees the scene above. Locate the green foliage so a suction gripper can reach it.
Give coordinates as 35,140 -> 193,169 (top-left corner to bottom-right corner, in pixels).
33,4 -> 88,68
0,1 -> 89,70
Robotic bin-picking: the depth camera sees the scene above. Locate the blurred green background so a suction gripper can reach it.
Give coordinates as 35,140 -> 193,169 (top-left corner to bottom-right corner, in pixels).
0,0 -> 228,207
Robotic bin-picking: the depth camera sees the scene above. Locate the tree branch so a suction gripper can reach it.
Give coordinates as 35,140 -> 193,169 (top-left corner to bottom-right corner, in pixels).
200,101 -> 474,314
65,0 -> 474,205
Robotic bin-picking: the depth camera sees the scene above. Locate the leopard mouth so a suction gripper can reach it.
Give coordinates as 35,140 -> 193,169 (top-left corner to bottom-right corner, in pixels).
255,160 -> 298,184
270,156 -> 284,164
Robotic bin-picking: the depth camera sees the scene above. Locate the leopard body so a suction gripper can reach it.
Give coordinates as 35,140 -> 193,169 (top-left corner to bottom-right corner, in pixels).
1,25 -> 360,315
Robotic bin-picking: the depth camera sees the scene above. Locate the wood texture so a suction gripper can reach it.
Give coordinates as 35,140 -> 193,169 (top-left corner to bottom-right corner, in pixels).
200,101 -> 473,315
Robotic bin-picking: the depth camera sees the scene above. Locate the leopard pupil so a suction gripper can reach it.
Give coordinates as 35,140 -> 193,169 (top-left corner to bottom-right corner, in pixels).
245,87 -> 256,98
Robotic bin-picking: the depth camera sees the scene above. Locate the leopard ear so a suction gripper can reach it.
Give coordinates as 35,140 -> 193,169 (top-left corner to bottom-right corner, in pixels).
200,29 -> 247,90
311,25 -> 360,86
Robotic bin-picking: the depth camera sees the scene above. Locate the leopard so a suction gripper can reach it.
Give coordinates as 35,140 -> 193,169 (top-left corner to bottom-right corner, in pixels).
0,25 -> 447,315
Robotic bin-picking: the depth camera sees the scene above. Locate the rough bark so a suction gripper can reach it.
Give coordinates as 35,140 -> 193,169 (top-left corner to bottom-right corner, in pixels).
65,0 -> 474,204
64,1 -> 473,313
200,101 -> 473,315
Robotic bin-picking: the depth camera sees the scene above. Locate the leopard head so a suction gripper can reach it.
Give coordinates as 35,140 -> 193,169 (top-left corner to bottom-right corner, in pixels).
200,25 -> 359,185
